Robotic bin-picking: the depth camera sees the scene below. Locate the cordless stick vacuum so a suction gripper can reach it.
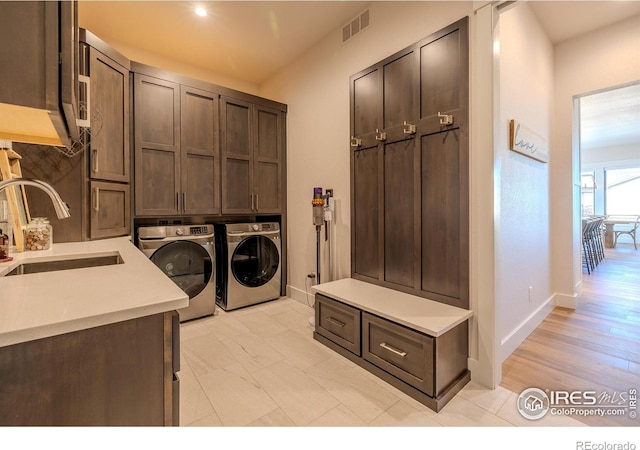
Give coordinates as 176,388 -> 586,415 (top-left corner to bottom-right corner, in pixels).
312,187 -> 325,284
309,187 -> 329,327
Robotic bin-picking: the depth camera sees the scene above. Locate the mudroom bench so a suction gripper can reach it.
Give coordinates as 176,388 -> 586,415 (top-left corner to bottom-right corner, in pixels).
312,278 -> 473,412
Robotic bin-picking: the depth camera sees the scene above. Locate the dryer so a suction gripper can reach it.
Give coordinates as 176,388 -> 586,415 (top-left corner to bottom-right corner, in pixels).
138,224 -> 216,321
215,222 -> 281,311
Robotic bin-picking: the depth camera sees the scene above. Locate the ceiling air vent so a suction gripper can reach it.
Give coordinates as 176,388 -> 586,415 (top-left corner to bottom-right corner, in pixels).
342,9 -> 370,44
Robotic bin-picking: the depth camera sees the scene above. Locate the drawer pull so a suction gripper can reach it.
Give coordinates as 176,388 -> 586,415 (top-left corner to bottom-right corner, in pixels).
326,316 -> 346,328
380,342 -> 407,357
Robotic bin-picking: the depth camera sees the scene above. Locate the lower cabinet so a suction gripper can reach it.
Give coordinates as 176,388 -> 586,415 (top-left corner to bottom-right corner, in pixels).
362,312 -> 435,396
315,294 -> 361,356
314,293 -> 469,412
0,311 -> 179,426
89,181 -> 131,239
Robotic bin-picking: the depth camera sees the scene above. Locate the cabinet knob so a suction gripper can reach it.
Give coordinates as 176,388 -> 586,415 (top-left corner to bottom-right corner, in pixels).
350,136 -> 362,147
375,129 -> 387,141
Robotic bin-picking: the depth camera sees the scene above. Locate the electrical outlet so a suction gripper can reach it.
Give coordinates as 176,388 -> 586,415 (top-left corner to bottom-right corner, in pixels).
326,189 -> 333,198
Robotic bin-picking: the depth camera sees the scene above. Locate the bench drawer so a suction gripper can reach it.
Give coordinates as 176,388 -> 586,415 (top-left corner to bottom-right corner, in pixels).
315,294 -> 361,356
362,312 -> 434,396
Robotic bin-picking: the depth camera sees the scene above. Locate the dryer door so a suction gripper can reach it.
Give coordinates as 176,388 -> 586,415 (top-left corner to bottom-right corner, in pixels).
150,241 -> 212,298
231,236 -> 279,288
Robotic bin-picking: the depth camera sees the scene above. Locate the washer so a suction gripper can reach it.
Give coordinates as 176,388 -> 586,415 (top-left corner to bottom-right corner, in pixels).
215,222 -> 281,311
138,224 -> 216,322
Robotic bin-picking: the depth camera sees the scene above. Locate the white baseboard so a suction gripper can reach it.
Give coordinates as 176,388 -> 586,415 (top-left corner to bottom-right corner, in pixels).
554,292 -> 578,309
468,357 -> 496,389
500,295 -> 555,363
287,284 -> 315,307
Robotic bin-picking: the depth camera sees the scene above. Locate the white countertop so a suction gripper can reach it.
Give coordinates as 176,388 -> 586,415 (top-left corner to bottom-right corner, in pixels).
312,278 -> 473,337
0,237 -> 188,347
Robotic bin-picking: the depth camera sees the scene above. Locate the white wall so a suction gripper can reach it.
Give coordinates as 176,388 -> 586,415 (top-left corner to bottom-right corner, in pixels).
552,14 -> 640,302
495,4 -> 554,362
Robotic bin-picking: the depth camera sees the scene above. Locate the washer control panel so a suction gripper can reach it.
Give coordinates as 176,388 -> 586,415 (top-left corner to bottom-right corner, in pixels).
187,225 -> 210,235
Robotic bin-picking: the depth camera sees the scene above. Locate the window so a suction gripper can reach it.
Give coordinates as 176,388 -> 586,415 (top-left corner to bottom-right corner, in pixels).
581,171 -> 596,216
604,166 -> 640,215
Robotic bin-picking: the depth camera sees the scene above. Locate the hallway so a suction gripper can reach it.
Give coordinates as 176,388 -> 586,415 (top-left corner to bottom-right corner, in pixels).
501,244 -> 640,426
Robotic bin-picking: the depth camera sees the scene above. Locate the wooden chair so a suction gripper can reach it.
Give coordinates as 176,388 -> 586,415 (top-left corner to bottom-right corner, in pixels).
613,215 -> 640,250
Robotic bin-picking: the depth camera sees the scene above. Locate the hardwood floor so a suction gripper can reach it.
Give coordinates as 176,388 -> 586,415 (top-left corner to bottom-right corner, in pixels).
501,244 -> 640,427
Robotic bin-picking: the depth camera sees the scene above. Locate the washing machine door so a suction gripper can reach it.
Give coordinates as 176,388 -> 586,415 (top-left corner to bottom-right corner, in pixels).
150,241 -> 212,298
231,235 -> 279,288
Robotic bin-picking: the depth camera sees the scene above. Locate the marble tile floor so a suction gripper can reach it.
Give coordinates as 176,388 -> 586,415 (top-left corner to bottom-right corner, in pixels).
179,297 -> 585,427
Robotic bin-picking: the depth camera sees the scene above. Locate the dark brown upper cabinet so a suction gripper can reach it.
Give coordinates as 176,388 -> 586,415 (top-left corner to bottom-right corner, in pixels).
0,0 -> 80,147
133,74 -> 182,217
221,97 -> 284,215
87,47 -> 130,183
180,86 -> 220,216
350,17 -> 469,310
133,72 -> 220,217
80,30 -> 132,239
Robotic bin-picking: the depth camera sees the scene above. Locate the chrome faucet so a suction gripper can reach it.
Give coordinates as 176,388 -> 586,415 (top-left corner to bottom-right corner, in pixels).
0,178 -> 70,219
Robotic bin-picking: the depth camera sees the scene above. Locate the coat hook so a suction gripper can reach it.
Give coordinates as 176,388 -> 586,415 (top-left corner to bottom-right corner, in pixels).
375,129 -> 387,141
438,112 -> 454,126
403,121 -> 416,135
350,136 -> 362,147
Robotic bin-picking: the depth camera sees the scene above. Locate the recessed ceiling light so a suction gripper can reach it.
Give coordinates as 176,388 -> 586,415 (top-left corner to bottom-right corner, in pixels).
195,6 -> 207,17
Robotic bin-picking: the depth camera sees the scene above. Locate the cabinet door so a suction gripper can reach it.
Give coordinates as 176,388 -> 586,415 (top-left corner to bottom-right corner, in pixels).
0,1 -> 78,146
351,146 -> 380,280
180,86 -> 220,215
381,49 -> 418,141
134,74 -> 180,216
0,313 -> 168,425
90,181 -> 130,239
383,138 -> 415,289
417,19 -> 469,307
220,96 -> 252,214
350,66 -> 380,148
253,105 -> 282,213
89,48 -> 129,183
419,23 -> 466,122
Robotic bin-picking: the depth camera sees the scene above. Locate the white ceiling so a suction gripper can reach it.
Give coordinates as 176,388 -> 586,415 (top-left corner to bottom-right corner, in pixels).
528,1 -> 640,45
580,83 -> 640,151
77,1 -> 640,150
78,1 -> 369,85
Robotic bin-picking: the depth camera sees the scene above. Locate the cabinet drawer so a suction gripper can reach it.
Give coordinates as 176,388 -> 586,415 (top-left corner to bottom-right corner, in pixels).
362,312 -> 434,396
315,294 -> 361,356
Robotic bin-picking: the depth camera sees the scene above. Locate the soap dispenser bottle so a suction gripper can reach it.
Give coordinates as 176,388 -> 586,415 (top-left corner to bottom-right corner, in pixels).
0,227 -> 9,261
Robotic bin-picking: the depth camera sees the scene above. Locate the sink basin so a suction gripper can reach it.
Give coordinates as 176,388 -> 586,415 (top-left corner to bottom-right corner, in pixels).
4,253 -> 123,276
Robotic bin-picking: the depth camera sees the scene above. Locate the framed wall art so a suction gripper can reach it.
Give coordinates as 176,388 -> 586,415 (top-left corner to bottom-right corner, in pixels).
509,119 -> 549,163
